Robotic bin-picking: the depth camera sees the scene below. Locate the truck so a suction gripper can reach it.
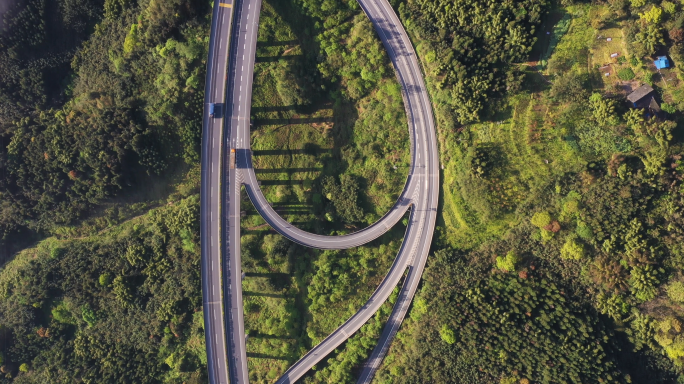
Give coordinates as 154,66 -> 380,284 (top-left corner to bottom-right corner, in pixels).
209,103 -> 220,118
229,148 -> 236,169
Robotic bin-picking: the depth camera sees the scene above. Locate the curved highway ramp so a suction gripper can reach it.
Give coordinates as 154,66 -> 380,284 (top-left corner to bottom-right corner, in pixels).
199,0 -> 438,382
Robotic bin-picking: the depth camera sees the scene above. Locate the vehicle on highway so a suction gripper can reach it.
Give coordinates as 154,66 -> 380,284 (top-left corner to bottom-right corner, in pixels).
209,103 -> 220,118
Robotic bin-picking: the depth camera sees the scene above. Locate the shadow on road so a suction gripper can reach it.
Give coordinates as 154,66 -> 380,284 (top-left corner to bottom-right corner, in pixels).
255,54 -> 303,63
251,145 -> 331,157
257,39 -> 299,47
254,167 -> 322,174
243,291 -> 288,298
245,272 -> 291,278
254,116 -> 334,126
247,352 -> 291,361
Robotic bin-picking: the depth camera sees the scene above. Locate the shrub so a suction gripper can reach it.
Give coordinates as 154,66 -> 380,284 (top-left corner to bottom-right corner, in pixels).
630,265 -> 661,302
99,273 -> 113,287
19,363 -> 29,372
81,305 -> 97,327
645,71 -> 654,85
668,281 -> 684,302
50,246 -> 65,259
531,211 -> 552,228
618,67 -> 636,80
561,236 -> 585,260
662,1 -> 676,14
440,324 -> 456,344
630,0 -> 646,6
661,102 -> 677,114
496,251 -> 520,272
576,220 -> 594,240
640,6 -> 663,24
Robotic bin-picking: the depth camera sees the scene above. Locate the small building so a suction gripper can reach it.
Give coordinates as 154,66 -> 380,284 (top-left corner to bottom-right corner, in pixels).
655,56 -> 670,69
627,84 -> 655,107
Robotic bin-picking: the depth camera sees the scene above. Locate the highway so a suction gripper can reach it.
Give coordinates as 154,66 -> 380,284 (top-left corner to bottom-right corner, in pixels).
199,1 -> 235,384
200,0 -> 438,382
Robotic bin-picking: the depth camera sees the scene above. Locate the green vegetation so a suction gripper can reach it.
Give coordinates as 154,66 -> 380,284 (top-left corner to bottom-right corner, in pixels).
0,194 -> 206,383
618,67 -> 636,80
0,0 -> 208,251
409,0 -> 545,124
0,0 -> 212,382
393,250 -> 623,383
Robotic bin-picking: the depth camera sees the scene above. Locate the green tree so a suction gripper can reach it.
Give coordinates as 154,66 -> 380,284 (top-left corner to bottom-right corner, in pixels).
496,251 -> 520,272
530,211 -> 552,228
640,6 -> 663,23
596,292 -> 630,321
630,265 -> 660,302
82,305 -> 97,327
662,1 -> 677,14
560,236 -> 585,260
667,281 -> 684,302
322,175 -> 365,223
625,108 -> 644,131
123,24 -> 140,54
589,93 -> 618,126
636,24 -> 665,55
52,302 -> 75,324
440,324 -> 456,344
99,272 -> 113,287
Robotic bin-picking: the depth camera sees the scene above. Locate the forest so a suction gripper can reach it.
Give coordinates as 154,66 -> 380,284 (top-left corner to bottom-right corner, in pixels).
0,0 -> 208,255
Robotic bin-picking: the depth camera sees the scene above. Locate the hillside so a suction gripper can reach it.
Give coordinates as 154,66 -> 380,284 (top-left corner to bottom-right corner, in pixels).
378,1 -> 684,383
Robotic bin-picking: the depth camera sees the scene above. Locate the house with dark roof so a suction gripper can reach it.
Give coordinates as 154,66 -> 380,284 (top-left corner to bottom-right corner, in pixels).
627,84 -> 654,107
626,84 -> 661,116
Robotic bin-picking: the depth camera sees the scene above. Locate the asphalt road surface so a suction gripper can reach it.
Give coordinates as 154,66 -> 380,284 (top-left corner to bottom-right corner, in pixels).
200,0 -> 438,382
199,2 -> 235,384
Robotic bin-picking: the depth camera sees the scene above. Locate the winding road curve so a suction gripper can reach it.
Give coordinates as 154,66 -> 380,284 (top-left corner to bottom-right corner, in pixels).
200,0 -> 438,382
